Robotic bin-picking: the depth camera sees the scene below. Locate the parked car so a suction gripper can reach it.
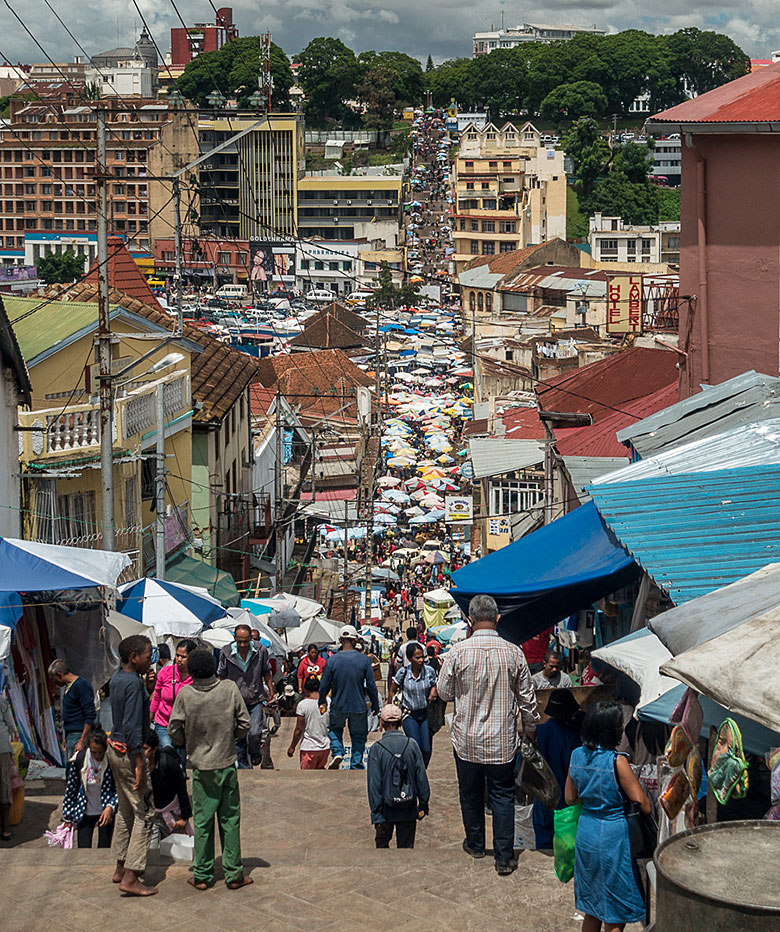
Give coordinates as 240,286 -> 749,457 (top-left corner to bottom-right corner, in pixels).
306,288 -> 336,303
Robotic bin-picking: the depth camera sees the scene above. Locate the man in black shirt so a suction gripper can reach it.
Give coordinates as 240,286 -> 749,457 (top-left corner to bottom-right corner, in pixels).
48,659 -> 96,761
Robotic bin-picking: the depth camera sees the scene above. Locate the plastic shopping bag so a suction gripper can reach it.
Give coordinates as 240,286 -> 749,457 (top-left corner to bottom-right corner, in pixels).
44,822 -> 74,849
553,803 -> 581,883
516,737 -> 561,809
514,802 -> 536,851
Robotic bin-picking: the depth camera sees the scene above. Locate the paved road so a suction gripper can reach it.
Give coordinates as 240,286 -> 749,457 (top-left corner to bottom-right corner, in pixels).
0,719 -> 645,932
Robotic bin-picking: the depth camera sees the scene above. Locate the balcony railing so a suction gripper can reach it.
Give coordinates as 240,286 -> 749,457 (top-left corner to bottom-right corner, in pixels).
19,373 -> 190,462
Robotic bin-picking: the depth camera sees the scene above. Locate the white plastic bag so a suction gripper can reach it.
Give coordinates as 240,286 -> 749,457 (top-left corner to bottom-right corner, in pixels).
160,833 -> 195,861
514,803 -> 536,851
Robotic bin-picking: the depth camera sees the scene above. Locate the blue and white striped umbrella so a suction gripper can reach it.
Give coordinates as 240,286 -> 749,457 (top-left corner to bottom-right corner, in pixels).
118,577 -> 227,638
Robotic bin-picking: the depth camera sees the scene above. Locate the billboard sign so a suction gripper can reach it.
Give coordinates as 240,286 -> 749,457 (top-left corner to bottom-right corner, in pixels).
606,274 -> 643,334
445,495 -> 473,524
248,239 -> 296,294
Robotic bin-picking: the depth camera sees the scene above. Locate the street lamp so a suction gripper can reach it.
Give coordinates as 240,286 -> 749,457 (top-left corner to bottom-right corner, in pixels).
206,88 -> 226,109
167,88 -> 185,108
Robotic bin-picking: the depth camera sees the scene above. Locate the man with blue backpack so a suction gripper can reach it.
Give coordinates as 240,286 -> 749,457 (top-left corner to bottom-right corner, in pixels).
366,704 -> 430,848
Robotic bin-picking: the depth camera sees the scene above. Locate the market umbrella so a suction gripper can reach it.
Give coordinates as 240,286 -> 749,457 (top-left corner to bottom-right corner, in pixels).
117,577 -> 226,638
424,550 -> 449,565
377,476 -> 401,488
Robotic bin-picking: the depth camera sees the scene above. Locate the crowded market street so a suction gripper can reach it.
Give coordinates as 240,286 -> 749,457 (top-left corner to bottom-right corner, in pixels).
0,717 -> 643,932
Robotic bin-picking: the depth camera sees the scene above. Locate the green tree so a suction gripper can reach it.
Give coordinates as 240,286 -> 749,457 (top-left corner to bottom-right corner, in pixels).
468,49 -> 525,122
540,81 -> 608,124
177,37 -> 292,109
357,51 -> 424,105
612,140 -> 653,184
560,117 -> 610,198
357,65 -> 397,131
36,249 -> 85,284
426,58 -> 473,108
657,187 -> 681,222
666,28 -> 750,96
368,262 -> 420,310
294,37 -> 361,126
584,173 -> 659,225
426,54 -> 434,73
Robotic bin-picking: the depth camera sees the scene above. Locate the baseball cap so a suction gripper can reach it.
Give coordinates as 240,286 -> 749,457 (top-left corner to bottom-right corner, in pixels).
339,624 -> 359,640
380,704 -> 402,723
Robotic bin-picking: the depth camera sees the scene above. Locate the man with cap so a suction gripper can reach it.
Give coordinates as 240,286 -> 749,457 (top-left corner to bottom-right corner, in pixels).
318,625 -> 380,770
366,704 -> 429,849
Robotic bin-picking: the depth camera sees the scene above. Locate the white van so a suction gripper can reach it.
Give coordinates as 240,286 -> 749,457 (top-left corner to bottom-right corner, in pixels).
216,284 -> 248,300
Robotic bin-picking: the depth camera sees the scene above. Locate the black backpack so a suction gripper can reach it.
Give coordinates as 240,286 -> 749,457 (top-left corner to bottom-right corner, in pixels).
379,738 -> 417,810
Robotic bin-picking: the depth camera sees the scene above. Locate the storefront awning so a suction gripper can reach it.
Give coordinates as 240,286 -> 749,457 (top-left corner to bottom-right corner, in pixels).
450,501 -> 640,644
165,553 -> 239,607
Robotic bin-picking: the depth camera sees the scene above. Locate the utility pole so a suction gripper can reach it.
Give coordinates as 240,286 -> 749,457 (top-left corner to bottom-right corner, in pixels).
274,389 -> 284,593
155,382 -> 166,578
96,108 -> 115,551
172,177 -> 183,336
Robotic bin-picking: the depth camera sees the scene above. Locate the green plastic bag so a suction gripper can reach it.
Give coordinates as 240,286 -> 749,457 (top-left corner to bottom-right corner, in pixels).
553,803 -> 582,884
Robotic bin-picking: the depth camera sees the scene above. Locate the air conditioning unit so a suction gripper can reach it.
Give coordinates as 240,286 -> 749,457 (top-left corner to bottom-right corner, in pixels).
347,200 -> 352,205
367,200 -> 372,205
333,199 -> 338,205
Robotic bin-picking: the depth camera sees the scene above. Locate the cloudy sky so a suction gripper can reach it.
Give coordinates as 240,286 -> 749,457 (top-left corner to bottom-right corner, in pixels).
1,0 -> 776,66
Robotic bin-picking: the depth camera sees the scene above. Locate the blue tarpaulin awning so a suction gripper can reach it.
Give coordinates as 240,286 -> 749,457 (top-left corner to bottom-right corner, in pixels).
449,501 -> 640,644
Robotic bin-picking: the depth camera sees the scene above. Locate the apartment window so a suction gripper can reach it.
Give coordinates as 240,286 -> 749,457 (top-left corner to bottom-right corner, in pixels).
482,241 -> 495,255
485,293 -> 493,312
489,160 -> 498,168
162,250 -> 174,261
466,182 -> 474,190
470,240 -> 479,254
477,292 -> 484,312
499,241 -> 516,253
329,262 -> 338,271
300,259 -> 309,270
600,238 -> 618,256
481,182 -> 490,190
666,236 -> 680,250
469,292 -> 475,313
218,251 -> 231,264
237,252 -> 247,264
499,220 -> 516,233
482,220 -> 495,232
459,219 -> 466,231
503,161 -> 512,167
641,238 -> 653,251
55,491 -> 96,544
470,221 -> 479,232
482,199 -> 496,210
490,480 -> 542,517
465,160 -> 474,168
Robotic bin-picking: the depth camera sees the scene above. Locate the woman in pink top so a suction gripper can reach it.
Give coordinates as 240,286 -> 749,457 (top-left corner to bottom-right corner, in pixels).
150,639 -> 196,753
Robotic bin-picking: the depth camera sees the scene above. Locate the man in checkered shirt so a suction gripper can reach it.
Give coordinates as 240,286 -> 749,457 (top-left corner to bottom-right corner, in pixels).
437,594 -> 538,876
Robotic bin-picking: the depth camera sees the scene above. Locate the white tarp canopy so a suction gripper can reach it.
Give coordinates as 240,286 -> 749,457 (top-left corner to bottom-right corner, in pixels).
423,587 -> 455,605
592,628 -> 679,712
284,616 -> 343,650
660,609 -> 780,733
208,607 -> 288,657
649,562 -> 780,656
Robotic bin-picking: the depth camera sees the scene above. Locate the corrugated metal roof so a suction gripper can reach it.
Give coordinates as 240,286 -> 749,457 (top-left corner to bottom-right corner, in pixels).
502,267 -> 608,295
537,346 -> 678,422
468,437 -> 544,478
595,418 -> 780,485
649,61 -> 780,125
616,370 -> 780,458
556,382 -> 679,458
561,456 -> 628,502
590,462 -> 780,603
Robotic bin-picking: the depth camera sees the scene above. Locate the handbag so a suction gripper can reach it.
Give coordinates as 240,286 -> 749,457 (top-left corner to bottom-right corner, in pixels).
427,696 -> 446,735
516,737 -> 561,809
613,754 -> 658,860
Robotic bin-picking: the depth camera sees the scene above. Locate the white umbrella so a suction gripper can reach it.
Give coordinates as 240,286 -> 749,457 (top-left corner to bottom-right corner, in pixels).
377,476 -> 401,488
285,616 -> 343,651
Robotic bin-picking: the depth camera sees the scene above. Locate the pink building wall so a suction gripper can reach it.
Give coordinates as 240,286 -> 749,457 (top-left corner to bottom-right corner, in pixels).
678,135 -> 780,397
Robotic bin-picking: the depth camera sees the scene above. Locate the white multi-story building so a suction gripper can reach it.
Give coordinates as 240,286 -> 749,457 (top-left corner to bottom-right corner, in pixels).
473,22 -> 605,56
652,136 -> 682,186
589,213 -> 680,265
85,59 -> 154,97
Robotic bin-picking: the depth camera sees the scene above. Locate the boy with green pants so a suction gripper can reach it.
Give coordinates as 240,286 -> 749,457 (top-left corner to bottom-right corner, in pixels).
168,648 -> 252,890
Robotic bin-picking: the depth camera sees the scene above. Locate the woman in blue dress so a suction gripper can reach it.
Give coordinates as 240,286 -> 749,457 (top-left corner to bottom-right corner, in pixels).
565,700 -> 650,932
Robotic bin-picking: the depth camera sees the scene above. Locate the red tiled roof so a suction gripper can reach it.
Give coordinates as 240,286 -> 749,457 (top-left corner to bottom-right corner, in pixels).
300,489 -> 357,501
290,312 -> 367,350
650,61 -> 777,124
84,236 -> 161,310
253,349 -> 373,423
554,381 -> 679,457
536,346 -> 678,423
249,384 -> 276,416
463,242 -> 550,274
